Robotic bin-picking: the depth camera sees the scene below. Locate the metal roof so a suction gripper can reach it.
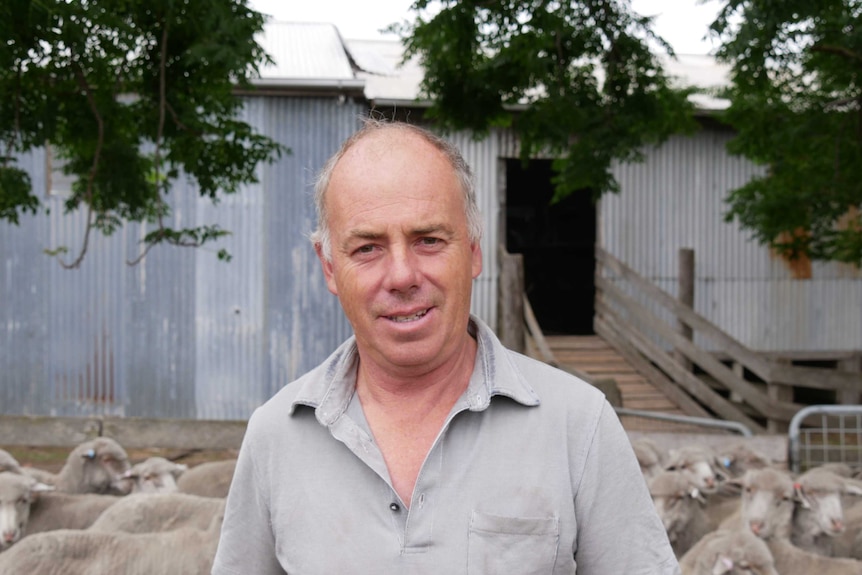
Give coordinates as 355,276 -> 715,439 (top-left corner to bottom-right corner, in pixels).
253,21 -> 363,91
255,22 -> 731,107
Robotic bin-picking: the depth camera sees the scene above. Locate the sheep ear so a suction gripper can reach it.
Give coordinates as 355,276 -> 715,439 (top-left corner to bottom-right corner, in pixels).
689,487 -> 707,504
28,480 -> 54,499
81,448 -> 96,460
32,481 -> 54,492
841,478 -> 862,496
794,483 -> 812,509
172,463 -> 188,479
711,555 -> 734,575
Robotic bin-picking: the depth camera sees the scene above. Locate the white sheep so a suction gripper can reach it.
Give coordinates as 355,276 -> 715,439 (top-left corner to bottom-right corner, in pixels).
792,467 -> 862,556
0,514 -> 223,574
678,528 -> 778,575
0,450 -> 22,474
0,471 -> 52,551
631,437 -> 668,480
124,457 -> 188,494
25,491 -> 122,534
719,467 -> 796,539
88,492 -> 225,534
766,538 -> 862,575
54,437 -> 133,495
722,467 -> 862,574
177,459 -> 236,498
714,441 -> 774,478
648,469 -> 716,557
665,445 -> 728,495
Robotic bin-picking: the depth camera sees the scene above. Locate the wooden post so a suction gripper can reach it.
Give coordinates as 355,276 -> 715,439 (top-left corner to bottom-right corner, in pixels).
497,246 -> 525,353
838,355 -> 862,405
674,248 -> 695,372
767,358 -> 793,433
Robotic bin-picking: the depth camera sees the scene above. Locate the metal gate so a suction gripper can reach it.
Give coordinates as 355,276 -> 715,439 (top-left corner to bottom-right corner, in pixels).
788,405 -> 862,474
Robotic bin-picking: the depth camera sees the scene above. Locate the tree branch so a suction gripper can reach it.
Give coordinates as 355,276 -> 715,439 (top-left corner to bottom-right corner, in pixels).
56,60 -> 105,270
811,44 -> 862,64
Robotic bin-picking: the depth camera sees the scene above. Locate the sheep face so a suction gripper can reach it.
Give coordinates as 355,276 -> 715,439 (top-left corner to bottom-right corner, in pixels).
739,468 -> 795,540
666,447 -> 727,495
649,470 -> 704,538
0,472 -> 51,550
124,457 -> 187,494
793,469 -> 862,539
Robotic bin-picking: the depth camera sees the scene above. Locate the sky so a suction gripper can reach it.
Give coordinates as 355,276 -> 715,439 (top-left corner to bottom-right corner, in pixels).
249,0 -> 724,55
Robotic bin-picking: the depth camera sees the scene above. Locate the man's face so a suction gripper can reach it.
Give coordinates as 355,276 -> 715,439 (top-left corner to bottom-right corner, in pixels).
316,130 -> 482,377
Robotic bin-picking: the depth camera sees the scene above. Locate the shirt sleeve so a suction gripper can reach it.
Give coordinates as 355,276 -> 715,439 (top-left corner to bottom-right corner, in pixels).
572,401 -> 681,575
212,414 -> 285,575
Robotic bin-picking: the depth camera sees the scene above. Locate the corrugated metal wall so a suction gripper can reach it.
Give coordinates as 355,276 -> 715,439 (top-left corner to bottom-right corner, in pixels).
0,99 -> 505,421
603,128 -> 862,352
1,96 -> 362,420
447,130 -> 502,330
4,108 -> 858,422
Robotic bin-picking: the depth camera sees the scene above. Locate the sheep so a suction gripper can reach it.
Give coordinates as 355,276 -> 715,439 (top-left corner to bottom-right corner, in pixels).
0,511 -> 223,575
792,467 -> 862,556
0,472 -> 52,551
722,467 -> 862,574
25,491 -> 122,534
833,498 -> 862,559
713,441 -> 774,478
678,529 -> 778,575
124,457 -> 188,494
648,469 -> 716,557
19,465 -> 59,486
631,437 -> 668,480
177,459 -> 236,498
665,445 -> 728,495
88,492 -> 225,534
53,437 -> 133,495
719,467 -> 796,539
0,450 -> 22,474
766,538 -> 862,575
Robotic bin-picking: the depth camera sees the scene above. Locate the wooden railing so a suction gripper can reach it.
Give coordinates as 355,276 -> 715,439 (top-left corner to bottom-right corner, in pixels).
594,247 -> 861,433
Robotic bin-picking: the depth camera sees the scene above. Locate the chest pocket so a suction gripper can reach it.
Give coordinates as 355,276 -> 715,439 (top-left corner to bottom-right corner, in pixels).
467,510 -> 560,575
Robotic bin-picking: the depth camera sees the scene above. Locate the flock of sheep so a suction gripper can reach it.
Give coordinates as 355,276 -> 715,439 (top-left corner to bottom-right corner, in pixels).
0,437 -> 235,574
2,435 -> 862,574
634,437 -> 862,574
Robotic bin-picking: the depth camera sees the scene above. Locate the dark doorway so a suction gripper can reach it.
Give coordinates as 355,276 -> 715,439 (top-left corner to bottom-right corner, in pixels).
505,159 -> 596,335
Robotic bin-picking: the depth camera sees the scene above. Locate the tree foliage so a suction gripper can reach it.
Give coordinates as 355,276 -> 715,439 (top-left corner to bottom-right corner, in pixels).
395,0 -> 697,202
0,0 -> 284,267
711,0 -> 862,265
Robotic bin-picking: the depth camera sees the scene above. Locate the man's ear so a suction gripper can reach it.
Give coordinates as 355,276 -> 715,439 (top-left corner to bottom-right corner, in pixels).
314,243 -> 339,296
471,241 -> 483,279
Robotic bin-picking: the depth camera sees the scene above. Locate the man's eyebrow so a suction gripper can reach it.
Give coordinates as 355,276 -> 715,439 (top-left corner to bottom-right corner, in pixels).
412,223 -> 455,237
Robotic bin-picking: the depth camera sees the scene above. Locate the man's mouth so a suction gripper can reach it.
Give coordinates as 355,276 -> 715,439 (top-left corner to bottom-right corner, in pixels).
387,309 -> 429,323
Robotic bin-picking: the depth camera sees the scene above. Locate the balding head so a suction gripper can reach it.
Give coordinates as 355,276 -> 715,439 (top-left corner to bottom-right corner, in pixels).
310,119 -> 483,261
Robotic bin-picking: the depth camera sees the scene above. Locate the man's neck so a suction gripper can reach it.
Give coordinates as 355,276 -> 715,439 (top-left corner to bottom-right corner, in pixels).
355,334 -> 477,417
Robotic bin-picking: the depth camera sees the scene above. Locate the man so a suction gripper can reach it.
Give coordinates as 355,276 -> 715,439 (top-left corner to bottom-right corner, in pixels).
213,120 -> 680,574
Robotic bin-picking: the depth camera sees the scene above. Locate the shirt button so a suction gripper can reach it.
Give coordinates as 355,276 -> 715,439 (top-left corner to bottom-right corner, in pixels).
389,503 -> 400,512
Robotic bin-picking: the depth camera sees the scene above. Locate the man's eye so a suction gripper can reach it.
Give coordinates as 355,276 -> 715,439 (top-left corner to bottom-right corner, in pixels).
420,237 -> 440,246
356,245 -> 375,254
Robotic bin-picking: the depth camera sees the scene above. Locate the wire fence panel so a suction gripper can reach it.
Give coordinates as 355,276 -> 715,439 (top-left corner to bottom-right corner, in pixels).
788,405 -> 862,474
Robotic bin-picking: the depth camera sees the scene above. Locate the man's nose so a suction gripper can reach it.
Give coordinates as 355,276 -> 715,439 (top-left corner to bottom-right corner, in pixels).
385,246 -> 420,291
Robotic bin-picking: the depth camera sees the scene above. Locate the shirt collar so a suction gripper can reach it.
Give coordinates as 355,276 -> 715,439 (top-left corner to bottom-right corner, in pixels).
290,315 -> 541,425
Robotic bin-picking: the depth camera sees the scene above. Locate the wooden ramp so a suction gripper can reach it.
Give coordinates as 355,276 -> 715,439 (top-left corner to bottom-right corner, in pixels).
544,335 -> 683,413
539,335 -> 724,434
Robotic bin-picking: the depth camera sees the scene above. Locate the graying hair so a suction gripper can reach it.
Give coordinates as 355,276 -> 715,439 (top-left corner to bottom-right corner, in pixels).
310,118 -> 483,261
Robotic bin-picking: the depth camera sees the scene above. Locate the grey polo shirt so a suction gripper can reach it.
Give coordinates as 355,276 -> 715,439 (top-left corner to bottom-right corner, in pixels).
213,316 -> 680,574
